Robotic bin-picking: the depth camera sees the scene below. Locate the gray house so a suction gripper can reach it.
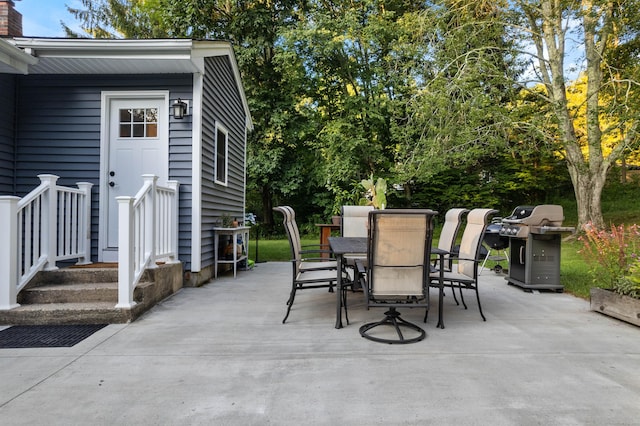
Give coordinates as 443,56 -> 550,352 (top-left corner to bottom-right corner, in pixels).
0,32 -> 253,290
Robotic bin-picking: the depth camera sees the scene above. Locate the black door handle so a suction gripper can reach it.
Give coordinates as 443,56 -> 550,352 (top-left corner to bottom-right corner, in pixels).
109,181 -> 115,187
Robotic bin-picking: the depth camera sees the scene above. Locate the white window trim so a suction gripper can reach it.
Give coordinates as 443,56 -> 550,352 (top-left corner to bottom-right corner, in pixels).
214,123 -> 229,186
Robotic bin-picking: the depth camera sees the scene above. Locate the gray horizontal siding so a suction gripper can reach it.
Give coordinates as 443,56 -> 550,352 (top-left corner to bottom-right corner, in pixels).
200,56 -> 248,268
15,74 -> 194,267
0,74 -> 16,194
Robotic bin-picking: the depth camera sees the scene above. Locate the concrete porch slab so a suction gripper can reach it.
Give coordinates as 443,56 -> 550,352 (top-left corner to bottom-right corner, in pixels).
0,262 -> 639,425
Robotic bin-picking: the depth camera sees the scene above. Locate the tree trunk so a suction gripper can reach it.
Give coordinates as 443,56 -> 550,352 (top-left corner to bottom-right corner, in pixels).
569,167 -> 606,230
530,0 -> 611,230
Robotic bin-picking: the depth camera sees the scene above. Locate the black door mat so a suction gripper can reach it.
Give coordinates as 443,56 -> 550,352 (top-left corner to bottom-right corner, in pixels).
0,324 -> 108,348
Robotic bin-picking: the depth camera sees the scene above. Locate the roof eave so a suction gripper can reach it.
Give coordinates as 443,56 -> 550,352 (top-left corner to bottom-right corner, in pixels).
0,38 -> 38,74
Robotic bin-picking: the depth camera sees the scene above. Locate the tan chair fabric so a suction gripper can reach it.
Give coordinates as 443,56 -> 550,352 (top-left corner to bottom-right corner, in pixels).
341,205 -> 373,238
457,209 -> 493,278
368,210 -> 435,298
276,206 -> 336,273
437,208 -> 469,270
429,208 -> 497,323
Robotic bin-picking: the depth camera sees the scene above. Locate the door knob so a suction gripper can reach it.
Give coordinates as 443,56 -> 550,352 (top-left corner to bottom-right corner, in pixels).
109,181 -> 115,187
109,171 -> 115,177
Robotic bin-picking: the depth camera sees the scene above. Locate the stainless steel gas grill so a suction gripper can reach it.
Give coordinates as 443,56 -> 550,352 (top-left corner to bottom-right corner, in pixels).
499,205 -> 575,291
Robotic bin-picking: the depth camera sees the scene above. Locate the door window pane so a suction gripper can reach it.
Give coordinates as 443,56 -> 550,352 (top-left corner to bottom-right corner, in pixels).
118,107 -> 159,138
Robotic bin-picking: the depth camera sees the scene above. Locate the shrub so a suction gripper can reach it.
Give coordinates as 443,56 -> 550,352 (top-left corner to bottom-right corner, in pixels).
578,223 -> 640,298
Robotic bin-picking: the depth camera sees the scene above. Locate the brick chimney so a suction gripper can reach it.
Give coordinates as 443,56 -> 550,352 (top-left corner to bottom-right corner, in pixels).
0,0 -> 22,37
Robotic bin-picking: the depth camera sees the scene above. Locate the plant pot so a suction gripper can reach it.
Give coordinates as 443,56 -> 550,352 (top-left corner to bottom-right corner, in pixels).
332,216 -> 341,226
590,287 -> 640,327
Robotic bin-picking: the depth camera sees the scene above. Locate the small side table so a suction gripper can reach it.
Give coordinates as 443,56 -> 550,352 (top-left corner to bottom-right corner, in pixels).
316,223 -> 340,258
213,226 -> 250,278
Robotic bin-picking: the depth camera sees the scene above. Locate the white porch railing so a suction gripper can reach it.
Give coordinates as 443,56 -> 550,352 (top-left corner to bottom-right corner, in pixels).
0,175 -> 92,310
116,175 -> 180,308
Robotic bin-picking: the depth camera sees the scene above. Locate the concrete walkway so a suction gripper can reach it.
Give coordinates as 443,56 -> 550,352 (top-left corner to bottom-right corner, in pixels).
1,262 -> 639,425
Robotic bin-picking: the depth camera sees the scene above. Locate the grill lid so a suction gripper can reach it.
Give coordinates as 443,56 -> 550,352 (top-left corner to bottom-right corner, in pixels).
502,204 -> 564,226
504,206 -> 535,221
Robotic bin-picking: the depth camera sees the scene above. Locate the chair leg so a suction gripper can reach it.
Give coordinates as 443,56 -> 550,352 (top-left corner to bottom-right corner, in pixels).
283,285 -> 298,323
449,285 -> 460,305
458,284 -> 468,309
342,285 -> 349,325
475,287 -> 486,321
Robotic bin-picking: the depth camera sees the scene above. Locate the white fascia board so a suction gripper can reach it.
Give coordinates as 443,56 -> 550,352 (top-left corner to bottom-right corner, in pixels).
0,38 -> 38,74
12,38 -> 195,60
192,40 -> 254,131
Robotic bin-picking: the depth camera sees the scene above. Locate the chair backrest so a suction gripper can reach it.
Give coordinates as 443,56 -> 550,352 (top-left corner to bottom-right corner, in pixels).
273,206 -> 302,270
457,208 -> 498,278
341,205 -> 374,238
367,209 -> 437,298
437,208 -> 469,266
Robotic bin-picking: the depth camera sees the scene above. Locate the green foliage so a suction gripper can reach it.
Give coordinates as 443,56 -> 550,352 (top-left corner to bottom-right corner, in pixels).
359,175 -> 387,209
61,0 -> 640,234
578,223 -> 640,298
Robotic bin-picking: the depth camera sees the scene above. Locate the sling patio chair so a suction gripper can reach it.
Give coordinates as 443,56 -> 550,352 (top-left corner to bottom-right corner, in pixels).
429,208 -> 498,324
359,209 -> 437,344
341,205 -> 374,288
274,206 -> 352,324
436,208 -> 469,272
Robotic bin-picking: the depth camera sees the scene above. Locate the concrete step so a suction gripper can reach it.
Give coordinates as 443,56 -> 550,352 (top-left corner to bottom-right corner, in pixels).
0,262 -> 183,326
18,282 -> 154,305
0,302 -> 140,325
19,282 -> 119,304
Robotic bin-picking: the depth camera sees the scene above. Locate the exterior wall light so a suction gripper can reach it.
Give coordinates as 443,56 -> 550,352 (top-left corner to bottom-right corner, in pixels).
172,99 -> 188,119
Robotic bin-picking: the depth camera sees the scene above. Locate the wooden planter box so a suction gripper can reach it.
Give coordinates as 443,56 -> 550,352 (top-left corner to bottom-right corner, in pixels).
590,287 -> 640,327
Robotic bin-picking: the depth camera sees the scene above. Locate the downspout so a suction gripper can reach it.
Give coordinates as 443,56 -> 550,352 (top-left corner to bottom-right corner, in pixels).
190,72 -> 204,275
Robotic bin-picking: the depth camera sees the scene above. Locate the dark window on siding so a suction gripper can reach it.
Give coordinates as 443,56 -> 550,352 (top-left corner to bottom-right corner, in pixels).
215,124 -> 228,185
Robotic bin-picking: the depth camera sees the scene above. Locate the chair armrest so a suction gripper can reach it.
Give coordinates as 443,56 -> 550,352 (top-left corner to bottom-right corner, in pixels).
300,249 -> 333,255
300,257 -> 335,263
456,256 -> 481,263
301,244 -> 330,250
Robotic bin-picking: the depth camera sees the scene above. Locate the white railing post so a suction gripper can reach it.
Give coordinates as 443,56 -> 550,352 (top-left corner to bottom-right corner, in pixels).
39,174 -> 59,271
143,175 -> 157,268
116,196 -> 136,308
0,196 -> 20,310
76,182 -> 93,265
167,180 -> 180,262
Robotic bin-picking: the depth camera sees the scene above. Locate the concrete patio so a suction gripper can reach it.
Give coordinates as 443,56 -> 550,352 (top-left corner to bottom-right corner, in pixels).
1,261 -> 639,425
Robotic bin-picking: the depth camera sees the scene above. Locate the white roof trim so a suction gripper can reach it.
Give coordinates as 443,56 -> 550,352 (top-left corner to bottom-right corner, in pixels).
0,38 -> 38,74
6,38 -> 253,129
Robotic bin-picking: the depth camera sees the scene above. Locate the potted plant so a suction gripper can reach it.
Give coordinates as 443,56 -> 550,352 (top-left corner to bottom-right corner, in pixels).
221,213 -> 235,228
579,223 -> 640,326
359,175 -> 387,210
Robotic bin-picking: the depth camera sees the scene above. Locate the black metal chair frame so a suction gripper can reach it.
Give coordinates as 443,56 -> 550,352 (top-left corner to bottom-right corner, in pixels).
274,206 -> 352,324
430,209 -> 497,323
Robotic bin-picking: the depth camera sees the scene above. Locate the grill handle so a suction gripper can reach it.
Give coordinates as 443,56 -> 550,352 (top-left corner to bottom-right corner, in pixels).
520,246 -> 525,264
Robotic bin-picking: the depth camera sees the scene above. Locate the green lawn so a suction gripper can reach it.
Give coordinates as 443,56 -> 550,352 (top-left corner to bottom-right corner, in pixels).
248,235 -> 593,299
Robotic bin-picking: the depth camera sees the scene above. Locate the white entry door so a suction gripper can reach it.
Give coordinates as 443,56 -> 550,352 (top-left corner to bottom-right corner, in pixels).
101,93 -> 169,261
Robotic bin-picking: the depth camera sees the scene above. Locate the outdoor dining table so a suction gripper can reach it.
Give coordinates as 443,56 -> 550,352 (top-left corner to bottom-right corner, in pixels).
328,236 -> 447,329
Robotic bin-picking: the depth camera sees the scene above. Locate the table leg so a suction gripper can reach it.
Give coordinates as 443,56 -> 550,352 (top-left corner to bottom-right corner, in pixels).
214,233 -> 219,279
335,254 -> 344,329
437,253 -> 445,329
